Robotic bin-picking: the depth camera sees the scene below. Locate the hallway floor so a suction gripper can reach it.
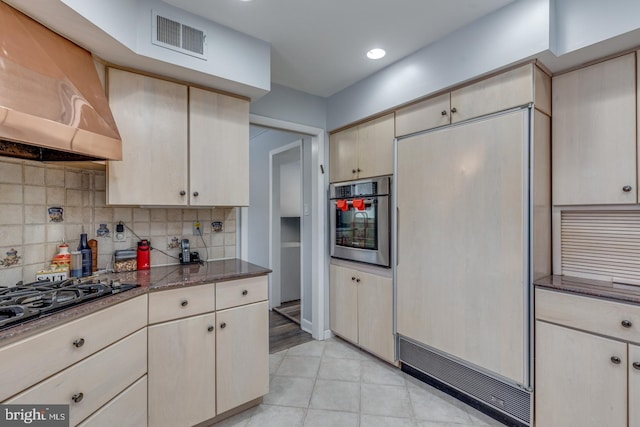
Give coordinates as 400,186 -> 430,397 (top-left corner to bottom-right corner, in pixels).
216,337 -> 504,427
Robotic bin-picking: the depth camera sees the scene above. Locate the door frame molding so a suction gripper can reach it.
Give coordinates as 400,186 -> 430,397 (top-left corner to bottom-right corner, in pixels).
240,114 -> 327,340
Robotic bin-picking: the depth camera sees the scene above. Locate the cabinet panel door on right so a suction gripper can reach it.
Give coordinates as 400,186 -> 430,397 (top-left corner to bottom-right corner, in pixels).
216,301 -> 269,414
357,271 -> 394,362
189,88 -> 249,206
630,344 -> 640,427
552,53 -> 637,205
357,113 -> 394,179
535,321 -> 627,427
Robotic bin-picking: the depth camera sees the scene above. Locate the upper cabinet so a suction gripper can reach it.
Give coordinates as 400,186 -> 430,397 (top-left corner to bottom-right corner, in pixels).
107,69 -> 188,206
552,53 -> 637,206
107,68 -> 250,207
330,113 -> 394,183
189,87 -> 249,207
395,64 -> 551,137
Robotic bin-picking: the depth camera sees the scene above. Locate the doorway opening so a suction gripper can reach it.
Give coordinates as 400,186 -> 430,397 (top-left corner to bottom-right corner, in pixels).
241,115 -> 327,342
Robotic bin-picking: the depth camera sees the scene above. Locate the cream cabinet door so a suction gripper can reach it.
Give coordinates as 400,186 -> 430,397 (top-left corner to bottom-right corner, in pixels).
535,321 -> 627,427
397,110 -> 528,384
357,113 -> 394,179
107,68 -> 188,205
189,88 -> 250,206
450,64 -> 533,123
216,301 -> 269,414
330,126 -> 359,183
148,313 -> 216,427
552,53 -> 637,205
78,376 -> 147,427
630,344 -> 640,427
329,264 -> 358,344
395,93 -> 450,137
357,271 -> 394,362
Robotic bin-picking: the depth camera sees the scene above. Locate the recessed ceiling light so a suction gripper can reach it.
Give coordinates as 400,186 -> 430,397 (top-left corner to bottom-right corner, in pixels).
366,48 -> 386,60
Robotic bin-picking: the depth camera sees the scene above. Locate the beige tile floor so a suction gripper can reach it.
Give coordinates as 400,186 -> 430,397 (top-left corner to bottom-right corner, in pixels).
216,337 -> 505,427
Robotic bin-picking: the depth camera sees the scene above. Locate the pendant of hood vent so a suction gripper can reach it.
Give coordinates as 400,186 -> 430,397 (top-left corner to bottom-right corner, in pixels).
0,2 -> 122,161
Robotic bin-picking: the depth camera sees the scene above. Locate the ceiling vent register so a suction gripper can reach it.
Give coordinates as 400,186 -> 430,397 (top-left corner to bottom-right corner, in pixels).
152,11 -> 206,60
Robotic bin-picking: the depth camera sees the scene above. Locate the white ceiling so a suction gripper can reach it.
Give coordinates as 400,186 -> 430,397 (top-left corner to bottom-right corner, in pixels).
163,0 -> 514,97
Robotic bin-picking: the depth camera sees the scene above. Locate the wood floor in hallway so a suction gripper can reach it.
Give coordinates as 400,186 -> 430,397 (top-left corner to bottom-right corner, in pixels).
269,309 -> 312,354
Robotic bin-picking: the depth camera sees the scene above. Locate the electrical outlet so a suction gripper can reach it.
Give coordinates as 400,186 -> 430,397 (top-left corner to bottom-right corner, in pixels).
192,221 -> 202,236
113,222 -> 127,242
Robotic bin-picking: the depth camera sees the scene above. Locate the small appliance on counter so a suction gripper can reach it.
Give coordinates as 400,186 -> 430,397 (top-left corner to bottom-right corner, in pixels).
137,239 -> 151,270
179,238 -> 200,264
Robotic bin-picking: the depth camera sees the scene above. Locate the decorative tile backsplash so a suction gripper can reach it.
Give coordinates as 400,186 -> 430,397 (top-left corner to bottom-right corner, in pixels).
0,157 -> 237,284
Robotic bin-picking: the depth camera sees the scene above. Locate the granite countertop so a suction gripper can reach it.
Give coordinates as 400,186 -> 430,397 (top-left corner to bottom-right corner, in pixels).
0,259 -> 270,344
534,274 -> 640,305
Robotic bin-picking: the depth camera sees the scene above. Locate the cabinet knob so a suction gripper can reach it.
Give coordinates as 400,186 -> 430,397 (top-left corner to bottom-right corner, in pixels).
451,107 -> 457,113
73,338 -> 85,348
356,278 -> 361,283
441,110 -> 447,116
623,185 -> 633,192
71,393 -> 84,403
220,322 -> 227,329
207,326 -> 214,332
622,320 -> 633,328
179,190 -> 186,196
352,169 -> 357,174
242,289 -> 248,296
351,277 -> 356,281
633,362 -> 640,370
181,300 -> 188,307
193,191 -> 199,197
357,168 -> 362,173
611,356 -> 622,365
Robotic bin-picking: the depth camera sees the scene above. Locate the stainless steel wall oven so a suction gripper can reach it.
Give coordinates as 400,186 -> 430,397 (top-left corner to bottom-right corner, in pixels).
330,176 -> 391,267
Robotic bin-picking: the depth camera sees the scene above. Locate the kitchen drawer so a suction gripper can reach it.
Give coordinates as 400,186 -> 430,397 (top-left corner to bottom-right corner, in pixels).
536,288 -> 640,343
6,329 -> 146,426
148,283 -> 215,324
77,375 -> 147,427
0,295 -> 147,402
216,276 -> 268,310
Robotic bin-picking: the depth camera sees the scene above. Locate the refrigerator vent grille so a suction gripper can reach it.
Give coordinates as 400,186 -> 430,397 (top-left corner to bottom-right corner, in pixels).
399,337 -> 531,425
153,12 -> 206,59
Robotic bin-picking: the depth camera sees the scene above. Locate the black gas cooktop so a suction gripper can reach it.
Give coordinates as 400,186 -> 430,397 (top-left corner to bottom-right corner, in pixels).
0,277 -> 138,331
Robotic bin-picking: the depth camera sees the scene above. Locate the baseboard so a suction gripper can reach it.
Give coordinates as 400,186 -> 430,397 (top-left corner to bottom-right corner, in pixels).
301,318 -> 312,334
323,329 -> 335,340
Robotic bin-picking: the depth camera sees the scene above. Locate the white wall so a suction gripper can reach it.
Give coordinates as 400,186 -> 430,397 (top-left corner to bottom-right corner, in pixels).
250,84 -> 328,130
327,0 -> 550,130
59,0 -> 271,93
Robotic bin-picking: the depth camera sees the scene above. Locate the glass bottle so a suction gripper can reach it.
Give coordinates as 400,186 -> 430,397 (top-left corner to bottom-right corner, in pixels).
78,233 -> 92,277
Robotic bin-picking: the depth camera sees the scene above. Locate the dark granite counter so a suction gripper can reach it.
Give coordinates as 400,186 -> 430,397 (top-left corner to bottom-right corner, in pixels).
534,274 -> 640,305
0,259 -> 270,345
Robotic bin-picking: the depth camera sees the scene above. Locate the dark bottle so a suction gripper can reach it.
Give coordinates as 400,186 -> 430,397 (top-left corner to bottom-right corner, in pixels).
78,233 -> 93,277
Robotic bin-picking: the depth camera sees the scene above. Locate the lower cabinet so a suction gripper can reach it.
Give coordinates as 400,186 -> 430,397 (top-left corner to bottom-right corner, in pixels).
535,320 -> 628,427
78,376 -> 148,427
148,313 -> 217,427
535,288 -> 640,427
216,300 -> 269,414
330,264 -> 394,362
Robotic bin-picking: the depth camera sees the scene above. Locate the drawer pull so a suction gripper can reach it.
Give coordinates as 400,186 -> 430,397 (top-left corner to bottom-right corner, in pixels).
622,320 -> 633,328
451,107 -> 457,113
220,322 -> 227,329
356,278 -> 361,283
441,110 -> 447,116
623,185 -> 633,193
71,393 -> 84,403
207,326 -> 214,332
611,356 -> 622,365
181,300 -> 188,307
73,338 -> 85,348
242,290 -> 248,296
633,362 -> 640,370
351,277 -> 356,281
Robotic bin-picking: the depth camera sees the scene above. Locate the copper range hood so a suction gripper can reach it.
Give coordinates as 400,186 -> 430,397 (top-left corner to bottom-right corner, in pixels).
0,2 -> 122,161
